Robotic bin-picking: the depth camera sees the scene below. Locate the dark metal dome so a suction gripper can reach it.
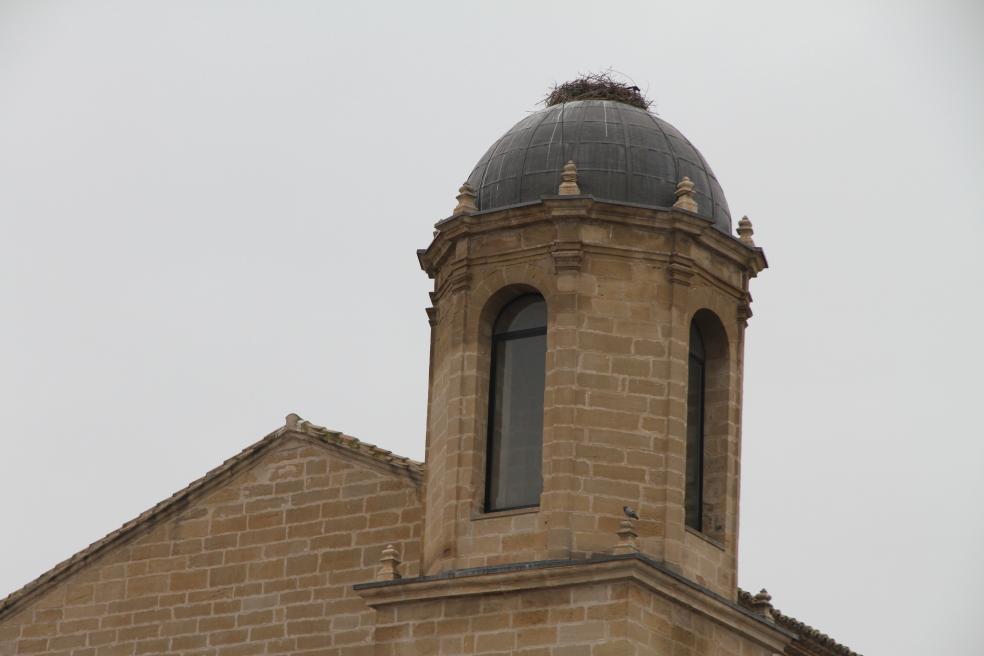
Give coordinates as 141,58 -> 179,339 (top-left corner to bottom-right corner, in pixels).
466,99 -> 731,233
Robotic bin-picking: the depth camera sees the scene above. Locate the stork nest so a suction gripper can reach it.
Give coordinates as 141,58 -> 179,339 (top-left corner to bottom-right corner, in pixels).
544,72 -> 652,111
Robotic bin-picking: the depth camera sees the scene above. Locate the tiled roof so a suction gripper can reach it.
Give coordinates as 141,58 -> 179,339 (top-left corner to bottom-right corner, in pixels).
0,414 -> 421,620
288,414 -> 423,480
737,589 -> 862,656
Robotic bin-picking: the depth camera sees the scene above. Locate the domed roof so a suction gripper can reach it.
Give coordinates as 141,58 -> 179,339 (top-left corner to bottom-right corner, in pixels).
466,99 -> 731,233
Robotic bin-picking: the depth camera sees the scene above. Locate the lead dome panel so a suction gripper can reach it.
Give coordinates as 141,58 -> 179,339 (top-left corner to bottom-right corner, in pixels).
465,99 -> 731,233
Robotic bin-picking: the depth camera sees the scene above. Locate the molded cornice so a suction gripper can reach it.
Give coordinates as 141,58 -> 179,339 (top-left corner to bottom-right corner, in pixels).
356,554 -> 793,653
418,198 -> 767,291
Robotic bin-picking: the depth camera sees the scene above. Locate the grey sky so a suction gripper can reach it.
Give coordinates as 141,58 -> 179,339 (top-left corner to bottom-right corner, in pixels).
1,1 -> 982,653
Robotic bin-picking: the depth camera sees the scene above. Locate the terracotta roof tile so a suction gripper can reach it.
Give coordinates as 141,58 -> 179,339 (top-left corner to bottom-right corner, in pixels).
738,588 -> 862,656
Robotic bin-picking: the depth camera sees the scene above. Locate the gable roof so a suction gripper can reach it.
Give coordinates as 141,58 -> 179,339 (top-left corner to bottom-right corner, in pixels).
0,413 -> 422,621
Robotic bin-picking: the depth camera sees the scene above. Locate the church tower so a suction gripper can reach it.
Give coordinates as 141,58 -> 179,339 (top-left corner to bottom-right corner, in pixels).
414,91 -> 766,599
0,80 -> 862,656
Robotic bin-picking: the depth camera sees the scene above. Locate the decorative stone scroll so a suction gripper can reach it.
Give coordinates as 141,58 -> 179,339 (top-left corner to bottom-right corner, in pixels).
551,240 -> 583,273
737,300 -> 753,326
667,257 -> 695,288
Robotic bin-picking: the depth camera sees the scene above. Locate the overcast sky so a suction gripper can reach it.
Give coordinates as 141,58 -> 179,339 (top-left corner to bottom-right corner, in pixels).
1,1 -> 982,653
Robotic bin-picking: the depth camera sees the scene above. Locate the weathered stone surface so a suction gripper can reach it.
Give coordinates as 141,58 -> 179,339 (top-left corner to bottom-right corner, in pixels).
417,199 -> 765,595
0,433 -> 422,656
1,187 -> 861,656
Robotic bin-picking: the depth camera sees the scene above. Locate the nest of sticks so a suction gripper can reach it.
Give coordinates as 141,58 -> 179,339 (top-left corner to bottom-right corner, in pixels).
544,72 -> 652,111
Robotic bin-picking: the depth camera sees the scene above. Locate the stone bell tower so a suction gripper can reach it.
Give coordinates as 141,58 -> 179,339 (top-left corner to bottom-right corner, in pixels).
0,77 -> 854,656
414,95 -> 766,600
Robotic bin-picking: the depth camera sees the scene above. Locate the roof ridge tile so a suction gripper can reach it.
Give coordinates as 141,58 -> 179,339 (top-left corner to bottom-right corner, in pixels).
737,588 -> 862,656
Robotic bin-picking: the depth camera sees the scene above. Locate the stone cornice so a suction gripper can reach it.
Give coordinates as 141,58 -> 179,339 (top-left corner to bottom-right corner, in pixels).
356,554 -> 793,653
418,198 -> 767,289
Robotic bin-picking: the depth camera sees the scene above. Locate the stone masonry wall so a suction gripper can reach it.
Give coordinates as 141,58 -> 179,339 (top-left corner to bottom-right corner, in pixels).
626,584 -> 775,655
369,575 -> 782,656
418,203 -> 755,597
0,436 -> 422,656
371,581 -> 635,656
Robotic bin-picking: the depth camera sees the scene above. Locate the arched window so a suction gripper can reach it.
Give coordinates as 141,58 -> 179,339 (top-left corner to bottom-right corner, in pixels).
685,320 -> 706,531
485,294 -> 547,512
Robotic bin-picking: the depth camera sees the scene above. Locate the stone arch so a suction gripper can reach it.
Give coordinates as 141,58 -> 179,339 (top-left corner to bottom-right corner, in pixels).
687,308 -> 731,540
470,260 -> 556,322
469,282 -> 550,513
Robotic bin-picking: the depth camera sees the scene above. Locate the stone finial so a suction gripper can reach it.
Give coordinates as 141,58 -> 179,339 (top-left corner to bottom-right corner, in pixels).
612,517 -> 639,555
737,215 -> 755,246
376,544 -> 402,581
672,176 -> 699,213
453,182 -> 478,215
285,413 -> 301,429
750,588 -> 775,622
558,160 -> 581,195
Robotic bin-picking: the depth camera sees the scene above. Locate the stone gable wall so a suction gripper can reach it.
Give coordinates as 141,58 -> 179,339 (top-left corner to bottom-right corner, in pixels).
0,437 -> 422,656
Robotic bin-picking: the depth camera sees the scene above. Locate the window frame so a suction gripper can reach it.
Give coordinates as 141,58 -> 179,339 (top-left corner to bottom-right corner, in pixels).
685,321 -> 707,532
483,294 -> 547,513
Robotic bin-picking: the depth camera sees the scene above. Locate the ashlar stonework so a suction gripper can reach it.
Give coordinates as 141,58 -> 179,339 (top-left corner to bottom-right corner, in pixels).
1,421 -> 422,656
1,93 -> 861,656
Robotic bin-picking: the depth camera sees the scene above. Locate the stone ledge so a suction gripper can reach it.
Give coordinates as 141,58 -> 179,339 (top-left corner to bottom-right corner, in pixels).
686,525 -> 726,551
355,553 -> 794,652
420,198 -> 768,284
470,506 -> 539,521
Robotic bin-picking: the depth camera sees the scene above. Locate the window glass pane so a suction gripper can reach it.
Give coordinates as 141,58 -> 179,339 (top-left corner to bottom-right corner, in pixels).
685,351 -> 705,530
689,322 -> 705,361
494,296 -> 547,335
487,332 -> 546,510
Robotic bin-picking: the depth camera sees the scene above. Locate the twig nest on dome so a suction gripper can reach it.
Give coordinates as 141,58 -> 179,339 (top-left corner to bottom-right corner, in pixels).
544,71 -> 653,111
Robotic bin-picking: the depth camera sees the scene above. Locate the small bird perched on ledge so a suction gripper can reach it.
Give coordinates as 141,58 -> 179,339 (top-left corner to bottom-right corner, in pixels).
623,506 -> 639,520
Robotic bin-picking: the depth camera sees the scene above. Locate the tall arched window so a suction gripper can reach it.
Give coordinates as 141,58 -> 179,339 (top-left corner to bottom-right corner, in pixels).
485,294 -> 547,512
685,321 -> 706,531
